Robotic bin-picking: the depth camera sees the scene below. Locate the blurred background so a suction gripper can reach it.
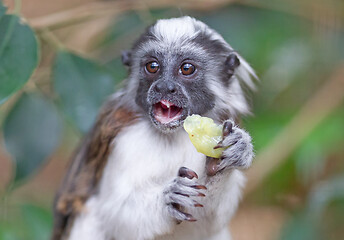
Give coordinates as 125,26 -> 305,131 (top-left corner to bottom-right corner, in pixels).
0,0 -> 344,239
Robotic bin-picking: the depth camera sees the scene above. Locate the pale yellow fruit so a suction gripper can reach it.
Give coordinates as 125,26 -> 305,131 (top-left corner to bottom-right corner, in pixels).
183,114 -> 224,158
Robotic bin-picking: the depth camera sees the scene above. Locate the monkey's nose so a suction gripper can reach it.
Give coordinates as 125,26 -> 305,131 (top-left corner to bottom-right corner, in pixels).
155,81 -> 176,94
167,82 -> 176,93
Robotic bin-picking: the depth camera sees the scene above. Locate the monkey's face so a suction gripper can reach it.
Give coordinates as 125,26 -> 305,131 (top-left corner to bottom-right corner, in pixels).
125,17 -> 242,133
133,48 -> 220,132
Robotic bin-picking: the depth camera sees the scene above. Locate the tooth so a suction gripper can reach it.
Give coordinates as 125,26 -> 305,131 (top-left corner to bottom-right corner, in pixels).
162,100 -> 171,108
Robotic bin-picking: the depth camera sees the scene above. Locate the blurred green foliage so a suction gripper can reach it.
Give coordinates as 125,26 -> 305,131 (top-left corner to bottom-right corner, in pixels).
0,0 -> 344,239
53,51 -> 115,133
3,93 -> 62,185
0,203 -> 52,240
0,4 -> 39,104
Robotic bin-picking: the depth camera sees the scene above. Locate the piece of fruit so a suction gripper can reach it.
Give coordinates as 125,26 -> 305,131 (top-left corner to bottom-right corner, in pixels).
183,114 -> 224,158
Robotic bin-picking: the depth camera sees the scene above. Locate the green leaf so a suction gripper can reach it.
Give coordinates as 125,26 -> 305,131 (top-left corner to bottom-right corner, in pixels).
295,144 -> 325,184
0,13 -> 39,105
0,203 -> 52,240
105,56 -> 128,83
279,212 -> 321,240
0,224 -> 19,240
21,204 -> 53,240
53,51 -> 115,133
200,5 -> 310,72
308,176 -> 344,217
3,93 -> 62,184
294,109 -> 344,183
279,176 -> 344,240
101,11 -> 143,47
0,2 -> 6,18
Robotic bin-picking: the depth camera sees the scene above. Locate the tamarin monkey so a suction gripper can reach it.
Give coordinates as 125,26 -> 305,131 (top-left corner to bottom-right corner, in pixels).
52,16 -> 256,240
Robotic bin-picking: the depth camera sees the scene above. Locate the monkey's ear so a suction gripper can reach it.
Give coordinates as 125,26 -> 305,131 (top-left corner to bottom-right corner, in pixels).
121,50 -> 132,67
225,53 -> 240,75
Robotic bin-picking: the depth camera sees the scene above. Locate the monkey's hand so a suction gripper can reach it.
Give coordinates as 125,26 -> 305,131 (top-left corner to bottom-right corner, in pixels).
206,120 -> 254,176
164,167 -> 207,223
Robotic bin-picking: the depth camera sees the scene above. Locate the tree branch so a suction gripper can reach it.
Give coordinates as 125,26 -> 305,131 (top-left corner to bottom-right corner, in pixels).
27,0 -> 343,31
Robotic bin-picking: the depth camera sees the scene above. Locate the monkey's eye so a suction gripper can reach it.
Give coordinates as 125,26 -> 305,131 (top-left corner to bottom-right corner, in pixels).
180,63 -> 195,75
146,61 -> 159,73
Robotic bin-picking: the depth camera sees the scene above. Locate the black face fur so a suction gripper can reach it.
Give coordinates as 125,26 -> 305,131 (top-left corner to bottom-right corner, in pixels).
122,19 -> 241,133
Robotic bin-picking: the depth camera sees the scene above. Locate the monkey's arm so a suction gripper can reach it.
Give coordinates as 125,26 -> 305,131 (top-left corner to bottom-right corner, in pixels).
51,99 -> 138,240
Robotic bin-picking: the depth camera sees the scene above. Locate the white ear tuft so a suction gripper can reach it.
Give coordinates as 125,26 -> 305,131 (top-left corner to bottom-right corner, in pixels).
235,55 -> 258,91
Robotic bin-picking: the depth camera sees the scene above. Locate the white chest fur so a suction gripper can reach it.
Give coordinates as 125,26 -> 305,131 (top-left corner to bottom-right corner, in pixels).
102,120 -> 206,190
69,120 -> 244,240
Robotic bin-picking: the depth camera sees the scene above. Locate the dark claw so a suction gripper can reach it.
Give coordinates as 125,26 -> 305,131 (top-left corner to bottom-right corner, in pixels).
198,192 -> 206,197
178,167 -> 198,179
184,213 -> 197,222
213,140 -> 223,149
172,203 -> 197,222
194,203 -> 204,207
223,121 -> 233,138
192,184 -> 207,190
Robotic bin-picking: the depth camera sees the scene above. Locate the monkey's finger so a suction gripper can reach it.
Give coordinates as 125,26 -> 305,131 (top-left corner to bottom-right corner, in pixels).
179,211 -> 197,222
169,205 -> 197,222
174,192 -> 189,197
173,187 -> 206,197
172,193 -> 204,208
214,121 -> 235,149
170,193 -> 197,208
178,167 -> 198,179
216,129 -> 243,150
170,178 -> 206,197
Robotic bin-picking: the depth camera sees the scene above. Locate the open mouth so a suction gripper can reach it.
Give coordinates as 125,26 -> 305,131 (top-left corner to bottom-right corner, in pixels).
153,100 -> 183,124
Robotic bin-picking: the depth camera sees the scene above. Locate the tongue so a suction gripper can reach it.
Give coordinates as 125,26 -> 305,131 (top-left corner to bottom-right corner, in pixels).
161,101 -> 179,118
166,106 -> 179,118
